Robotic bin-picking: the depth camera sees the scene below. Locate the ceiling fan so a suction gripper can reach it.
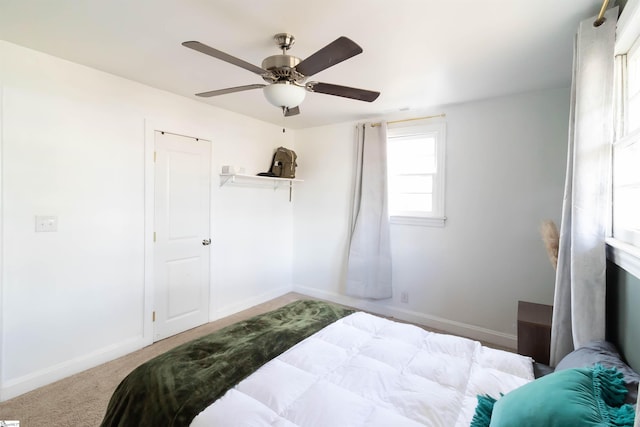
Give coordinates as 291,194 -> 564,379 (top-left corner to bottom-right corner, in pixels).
182,33 -> 380,117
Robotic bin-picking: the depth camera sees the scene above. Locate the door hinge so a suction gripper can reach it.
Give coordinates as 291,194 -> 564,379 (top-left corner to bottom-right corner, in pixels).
153,231 -> 156,242
154,151 -> 157,162
152,311 -> 156,322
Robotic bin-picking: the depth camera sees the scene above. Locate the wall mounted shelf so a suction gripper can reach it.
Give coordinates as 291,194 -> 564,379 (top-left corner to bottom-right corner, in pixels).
219,173 -> 303,201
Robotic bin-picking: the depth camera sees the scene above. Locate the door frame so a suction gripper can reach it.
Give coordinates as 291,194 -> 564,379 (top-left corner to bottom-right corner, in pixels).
143,118 -> 214,346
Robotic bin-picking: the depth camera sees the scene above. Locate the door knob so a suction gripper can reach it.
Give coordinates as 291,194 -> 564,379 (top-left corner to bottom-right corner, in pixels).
202,239 -> 211,246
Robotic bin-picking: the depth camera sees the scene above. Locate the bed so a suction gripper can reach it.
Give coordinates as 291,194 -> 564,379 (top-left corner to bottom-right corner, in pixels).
100,298 -> 638,427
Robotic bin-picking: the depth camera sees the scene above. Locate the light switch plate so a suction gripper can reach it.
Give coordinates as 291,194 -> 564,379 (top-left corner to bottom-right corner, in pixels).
35,215 -> 58,232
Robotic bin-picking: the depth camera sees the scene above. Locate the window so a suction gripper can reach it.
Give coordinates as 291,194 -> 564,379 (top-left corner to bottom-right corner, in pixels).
386,121 -> 446,226
626,37 -> 640,134
612,31 -> 640,248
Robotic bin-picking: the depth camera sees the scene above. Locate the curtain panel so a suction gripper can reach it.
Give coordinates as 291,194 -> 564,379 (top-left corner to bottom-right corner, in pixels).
346,123 -> 393,299
550,8 -> 617,366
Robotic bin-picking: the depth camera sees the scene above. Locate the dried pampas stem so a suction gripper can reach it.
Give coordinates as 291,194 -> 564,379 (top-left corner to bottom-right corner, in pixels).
540,220 -> 559,270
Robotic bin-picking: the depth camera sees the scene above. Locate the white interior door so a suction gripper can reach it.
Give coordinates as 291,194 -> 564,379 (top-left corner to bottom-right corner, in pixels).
154,131 -> 211,341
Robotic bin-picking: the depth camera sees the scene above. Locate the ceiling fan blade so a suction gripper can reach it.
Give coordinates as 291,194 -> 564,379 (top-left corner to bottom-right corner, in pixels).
306,82 -> 380,102
295,37 -> 363,77
183,41 -> 268,76
196,84 -> 266,97
285,106 -> 300,117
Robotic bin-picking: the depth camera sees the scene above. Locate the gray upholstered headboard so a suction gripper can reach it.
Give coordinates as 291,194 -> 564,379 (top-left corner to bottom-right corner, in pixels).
606,260 -> 640,372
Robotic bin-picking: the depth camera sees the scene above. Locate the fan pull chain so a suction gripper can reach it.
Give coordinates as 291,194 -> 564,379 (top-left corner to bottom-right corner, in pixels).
281,107 -> 287,133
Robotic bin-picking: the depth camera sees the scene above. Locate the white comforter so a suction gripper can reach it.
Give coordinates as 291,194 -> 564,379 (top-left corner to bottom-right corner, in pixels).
191,311 -> 533,426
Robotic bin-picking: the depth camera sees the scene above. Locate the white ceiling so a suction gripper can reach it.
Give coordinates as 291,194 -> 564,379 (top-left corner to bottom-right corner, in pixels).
0,0 -> 605,129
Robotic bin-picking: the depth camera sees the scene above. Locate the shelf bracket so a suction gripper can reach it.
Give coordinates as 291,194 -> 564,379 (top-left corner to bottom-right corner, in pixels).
218,174 -> 301,202
219,174 -> 234,187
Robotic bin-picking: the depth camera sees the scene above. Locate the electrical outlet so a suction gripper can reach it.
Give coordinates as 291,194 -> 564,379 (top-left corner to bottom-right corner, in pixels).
35,215 -> 58,232
401,291 -> 409,303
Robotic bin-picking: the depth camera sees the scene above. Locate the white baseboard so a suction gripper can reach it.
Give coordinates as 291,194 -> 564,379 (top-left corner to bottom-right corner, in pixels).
1,286 -> 294,402
0,335 -> 145,402
293,285 -> 517,350
210,285 -> 293,321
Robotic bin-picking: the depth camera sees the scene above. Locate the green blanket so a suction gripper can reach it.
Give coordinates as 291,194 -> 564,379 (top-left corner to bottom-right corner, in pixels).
100,300 -> 355,427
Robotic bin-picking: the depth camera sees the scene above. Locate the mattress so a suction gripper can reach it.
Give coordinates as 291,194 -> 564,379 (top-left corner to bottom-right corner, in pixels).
191,311 -> 534,426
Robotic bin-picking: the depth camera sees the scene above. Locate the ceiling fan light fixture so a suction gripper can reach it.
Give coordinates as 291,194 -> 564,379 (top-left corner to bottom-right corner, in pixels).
184,35 -> 380,115
263,82 -> 306,109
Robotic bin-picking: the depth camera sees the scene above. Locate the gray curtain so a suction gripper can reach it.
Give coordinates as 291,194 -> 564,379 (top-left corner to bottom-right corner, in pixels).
550,8 -> 617,366
346,123 -> 392,299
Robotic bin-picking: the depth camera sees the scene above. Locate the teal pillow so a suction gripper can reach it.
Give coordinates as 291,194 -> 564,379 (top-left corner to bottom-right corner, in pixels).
471,365 -> 635,427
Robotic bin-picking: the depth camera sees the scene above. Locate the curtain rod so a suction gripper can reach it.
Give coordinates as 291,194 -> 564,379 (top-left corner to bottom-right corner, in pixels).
371,113 -> 446,127
594,0 -> 610,27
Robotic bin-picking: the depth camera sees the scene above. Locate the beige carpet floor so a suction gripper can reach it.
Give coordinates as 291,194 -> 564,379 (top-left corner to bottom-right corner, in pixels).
0,292 -> 305,427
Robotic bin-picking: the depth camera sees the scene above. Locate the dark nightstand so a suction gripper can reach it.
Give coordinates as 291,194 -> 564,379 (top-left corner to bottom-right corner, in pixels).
517,301 -> 553,364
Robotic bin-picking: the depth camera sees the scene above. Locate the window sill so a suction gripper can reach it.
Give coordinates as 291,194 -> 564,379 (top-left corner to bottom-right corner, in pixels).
390,216 -> 446,227
606,237 -> 640,279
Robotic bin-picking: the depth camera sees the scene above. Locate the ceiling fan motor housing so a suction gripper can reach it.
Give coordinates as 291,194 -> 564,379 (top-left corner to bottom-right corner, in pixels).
261,55 -> 304,83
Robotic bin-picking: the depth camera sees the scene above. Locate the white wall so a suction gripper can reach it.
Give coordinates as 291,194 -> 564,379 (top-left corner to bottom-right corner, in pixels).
293,88 -> 569,348
0,40 -> 295,400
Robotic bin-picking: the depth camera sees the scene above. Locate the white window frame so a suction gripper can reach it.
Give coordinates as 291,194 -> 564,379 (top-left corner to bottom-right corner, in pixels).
386,121 -> 446,227
607,0 -> 640,279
